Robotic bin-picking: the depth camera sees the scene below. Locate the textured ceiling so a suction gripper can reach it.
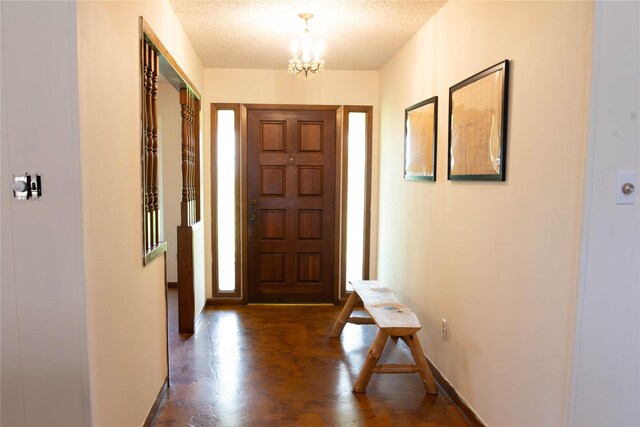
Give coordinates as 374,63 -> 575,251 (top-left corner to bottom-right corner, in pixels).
169,0 -> 447,70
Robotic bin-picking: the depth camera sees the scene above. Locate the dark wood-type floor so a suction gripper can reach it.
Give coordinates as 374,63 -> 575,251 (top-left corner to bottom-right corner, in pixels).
152,289 -> 471,426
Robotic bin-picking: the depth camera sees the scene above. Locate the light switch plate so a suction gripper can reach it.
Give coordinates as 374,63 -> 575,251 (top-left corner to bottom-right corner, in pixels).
617,171 -> 636,205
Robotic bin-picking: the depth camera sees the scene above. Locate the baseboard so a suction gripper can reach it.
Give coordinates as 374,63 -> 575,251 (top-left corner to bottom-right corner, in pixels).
167,281 -> 177,288
142,376 -> 169,427
206,297 -> 243,306
426,356 -> 486,427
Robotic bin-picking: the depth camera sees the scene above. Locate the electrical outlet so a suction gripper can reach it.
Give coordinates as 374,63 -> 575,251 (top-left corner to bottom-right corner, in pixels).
441,319 -> 447,340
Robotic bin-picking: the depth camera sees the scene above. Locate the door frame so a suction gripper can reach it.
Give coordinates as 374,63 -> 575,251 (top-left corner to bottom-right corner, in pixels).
210,104 -> 342,304
210,103 -> 373,305
340,106 -> 373,302
210,103 -> 242,302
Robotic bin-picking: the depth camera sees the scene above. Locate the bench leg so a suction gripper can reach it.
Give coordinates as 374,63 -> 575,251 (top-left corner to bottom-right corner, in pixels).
329,292 -> 359,338
402,333 -> 438,395
353,329 -> 389,392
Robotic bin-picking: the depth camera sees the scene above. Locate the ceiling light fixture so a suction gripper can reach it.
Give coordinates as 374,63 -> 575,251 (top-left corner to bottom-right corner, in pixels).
288,13 -> 325,80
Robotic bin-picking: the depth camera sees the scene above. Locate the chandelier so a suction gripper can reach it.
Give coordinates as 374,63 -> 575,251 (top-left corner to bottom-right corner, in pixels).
288,13 -> 325,79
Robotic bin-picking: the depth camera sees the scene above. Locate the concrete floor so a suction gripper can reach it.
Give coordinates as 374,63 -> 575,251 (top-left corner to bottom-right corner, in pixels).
151,289 -> 471,426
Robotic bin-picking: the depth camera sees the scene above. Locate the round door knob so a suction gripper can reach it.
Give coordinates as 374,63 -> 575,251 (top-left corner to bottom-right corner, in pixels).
249,214 -> 257,222
249,199 -> 257,206
622,182 -> 635,195
13,180 -> 28,193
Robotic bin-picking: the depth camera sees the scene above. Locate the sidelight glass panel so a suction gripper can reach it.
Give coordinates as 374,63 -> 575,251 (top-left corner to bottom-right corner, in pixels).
217,110 -> 236,291
345,112 -> 367,291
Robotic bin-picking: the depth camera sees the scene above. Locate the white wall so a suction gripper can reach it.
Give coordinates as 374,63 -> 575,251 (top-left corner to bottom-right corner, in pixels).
158,81 -> 182,283
203,69 -> 380,298
1,1 -> 90,425
570,2 -> 640,425
378,2 -> 593,425
76,1 -> 204,425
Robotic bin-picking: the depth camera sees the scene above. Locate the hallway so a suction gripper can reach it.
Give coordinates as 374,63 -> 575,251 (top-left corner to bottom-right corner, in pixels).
151,290 -> 471,426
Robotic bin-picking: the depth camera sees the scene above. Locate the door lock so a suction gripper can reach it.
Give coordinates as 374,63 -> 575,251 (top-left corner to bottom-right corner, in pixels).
249,214 -> 257,222
249,199 -> 257,206
13,173 -> 42,201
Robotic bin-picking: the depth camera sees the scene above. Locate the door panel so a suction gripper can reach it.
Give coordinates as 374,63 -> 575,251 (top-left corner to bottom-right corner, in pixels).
261,166 -> 286,196
248,108 -> 336,303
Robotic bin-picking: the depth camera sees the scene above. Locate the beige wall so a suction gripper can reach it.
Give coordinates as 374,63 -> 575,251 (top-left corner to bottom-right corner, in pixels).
76,1 -> 203,425
202,69 -> 380,298
378,1 -> 593,425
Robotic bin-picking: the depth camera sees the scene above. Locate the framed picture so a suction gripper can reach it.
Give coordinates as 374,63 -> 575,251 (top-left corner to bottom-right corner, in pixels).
404,96 -> 438,181
448,60 -> 509,181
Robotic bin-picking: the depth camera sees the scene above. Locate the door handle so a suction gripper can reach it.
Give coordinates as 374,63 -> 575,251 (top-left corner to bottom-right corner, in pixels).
249,214 -> 257,222
249,199 -> 257,206
622,182 -> 635,195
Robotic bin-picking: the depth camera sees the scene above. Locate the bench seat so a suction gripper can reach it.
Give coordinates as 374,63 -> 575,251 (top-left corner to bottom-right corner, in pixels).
330,280 -> 438,394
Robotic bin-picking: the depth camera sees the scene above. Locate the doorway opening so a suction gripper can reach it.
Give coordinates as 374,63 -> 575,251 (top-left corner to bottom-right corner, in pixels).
156,73 -> 181,383
139,18 -> 203,393
157,74 -> 181,291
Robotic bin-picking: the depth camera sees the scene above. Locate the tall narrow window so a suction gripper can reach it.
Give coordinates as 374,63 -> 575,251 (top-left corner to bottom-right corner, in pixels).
216,109 -> 236,291
342,107 -> 372,296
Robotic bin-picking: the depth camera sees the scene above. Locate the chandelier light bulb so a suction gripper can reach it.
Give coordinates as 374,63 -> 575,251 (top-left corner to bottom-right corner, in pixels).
314,40 -> 324,61
301,32 -> 312,62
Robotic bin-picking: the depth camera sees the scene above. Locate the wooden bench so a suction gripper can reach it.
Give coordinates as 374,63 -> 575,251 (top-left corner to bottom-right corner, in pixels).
330,280 -> 438,394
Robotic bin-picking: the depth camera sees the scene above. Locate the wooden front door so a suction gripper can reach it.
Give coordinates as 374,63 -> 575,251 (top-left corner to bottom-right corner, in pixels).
247,108 -> 336,303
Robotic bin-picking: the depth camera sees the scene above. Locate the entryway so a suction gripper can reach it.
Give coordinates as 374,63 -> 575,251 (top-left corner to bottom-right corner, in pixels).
211,104 -> 373,304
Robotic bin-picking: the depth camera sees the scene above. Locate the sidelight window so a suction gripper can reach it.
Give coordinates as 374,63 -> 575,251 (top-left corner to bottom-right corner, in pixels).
212,105 -> 241,299
216,110 -> 236,291
345,112 -> 366,290
342,107 -> 372,297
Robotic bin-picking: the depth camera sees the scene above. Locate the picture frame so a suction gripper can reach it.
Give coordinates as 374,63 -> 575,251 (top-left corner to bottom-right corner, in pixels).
448,60 -> 509,181
404,96 -> 438,181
